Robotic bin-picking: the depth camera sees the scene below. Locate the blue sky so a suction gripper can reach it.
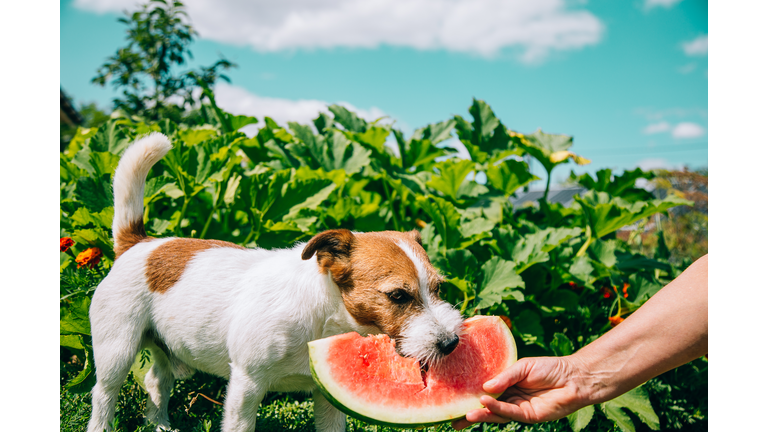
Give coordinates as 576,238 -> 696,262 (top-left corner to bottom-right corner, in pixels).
61,0 -> 708,186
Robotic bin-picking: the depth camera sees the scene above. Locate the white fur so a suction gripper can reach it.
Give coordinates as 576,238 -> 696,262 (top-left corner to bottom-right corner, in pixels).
111,133 -> 171,242
87,133 -> 462,432
88,242 -> 372,432
395,241 -> 464,365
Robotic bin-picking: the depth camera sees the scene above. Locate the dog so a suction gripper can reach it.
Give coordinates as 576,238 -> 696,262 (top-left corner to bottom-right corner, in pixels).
86,133 -> 465,432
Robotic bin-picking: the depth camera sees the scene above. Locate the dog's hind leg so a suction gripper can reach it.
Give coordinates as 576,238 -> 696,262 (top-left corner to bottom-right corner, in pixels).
87,325 -> 145,432
313,389 -> 346,432
220,364 -> 267,432
143,343 -> 175,431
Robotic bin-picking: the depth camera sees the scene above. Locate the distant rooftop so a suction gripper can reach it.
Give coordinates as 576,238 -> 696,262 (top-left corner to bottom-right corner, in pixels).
511,187 -> 587,209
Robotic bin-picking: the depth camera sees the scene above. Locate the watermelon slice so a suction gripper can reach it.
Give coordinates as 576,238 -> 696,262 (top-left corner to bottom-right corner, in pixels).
308,315 -> 517,428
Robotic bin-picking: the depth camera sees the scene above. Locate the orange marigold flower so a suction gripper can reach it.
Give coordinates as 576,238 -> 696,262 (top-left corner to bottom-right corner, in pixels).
609,315 -> 624,327
76,247 -> 103,269
499,315 -> 513,330
60,237 -> 75,252
622,283 -> 630,298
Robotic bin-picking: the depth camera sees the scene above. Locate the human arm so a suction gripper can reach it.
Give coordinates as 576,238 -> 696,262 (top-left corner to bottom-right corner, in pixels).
453,254 -> 708,429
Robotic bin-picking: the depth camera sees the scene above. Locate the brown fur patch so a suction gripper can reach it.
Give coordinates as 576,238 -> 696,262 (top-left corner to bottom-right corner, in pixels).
305,230 -> 443,339
145,238 -> 246,294
114,219 -> 152,260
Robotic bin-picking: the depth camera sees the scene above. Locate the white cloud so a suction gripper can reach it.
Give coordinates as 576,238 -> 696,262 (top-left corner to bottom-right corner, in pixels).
643,121 -> 671,134
74,0 -> 604,62
636,158 -> 683,171
644,0 -> 683,9
682,35 -> 708,56
671,122 -> 706,139
212,83 -> 389,135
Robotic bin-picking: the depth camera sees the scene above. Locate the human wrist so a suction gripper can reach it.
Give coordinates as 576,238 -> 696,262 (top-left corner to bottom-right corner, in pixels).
565,351 -> 615,406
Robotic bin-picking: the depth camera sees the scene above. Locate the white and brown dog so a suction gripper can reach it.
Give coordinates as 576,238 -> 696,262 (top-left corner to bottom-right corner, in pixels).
87,133 -> 464,432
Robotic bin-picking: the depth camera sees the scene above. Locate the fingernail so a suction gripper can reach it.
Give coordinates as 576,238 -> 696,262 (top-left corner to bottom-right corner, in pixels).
485,379 -> 498,388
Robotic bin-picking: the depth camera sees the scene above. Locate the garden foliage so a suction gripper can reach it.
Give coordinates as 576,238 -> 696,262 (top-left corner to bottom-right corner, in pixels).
60,94 -> 705,431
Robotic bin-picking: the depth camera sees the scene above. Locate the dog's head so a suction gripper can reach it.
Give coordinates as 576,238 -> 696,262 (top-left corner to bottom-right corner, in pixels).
302,229 -> 464,365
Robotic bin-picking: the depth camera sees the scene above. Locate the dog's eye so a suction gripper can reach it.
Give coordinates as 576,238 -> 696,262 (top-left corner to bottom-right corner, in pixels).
387,289 -> 412,304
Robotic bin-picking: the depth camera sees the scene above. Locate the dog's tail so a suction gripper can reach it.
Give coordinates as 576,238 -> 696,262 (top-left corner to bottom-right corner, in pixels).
112,132 -> 172,259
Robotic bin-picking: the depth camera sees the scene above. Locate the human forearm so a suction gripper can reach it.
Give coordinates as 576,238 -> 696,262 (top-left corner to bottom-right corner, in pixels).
570,254 -> 708,404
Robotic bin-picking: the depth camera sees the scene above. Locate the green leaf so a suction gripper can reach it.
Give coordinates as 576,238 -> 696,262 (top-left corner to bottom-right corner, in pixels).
426,159 -> 476,199
615,252 -> 671,273
64,126 -> 98,158
144,176 -> 176,204
64,338 -> 96,393
476,257 -> 524,310
89,151 -> 121,179
227,114 -> 259,132
589,239 -> 619,268
569,255 -> 595,285
576,191 -> 693,239
88,119 -> 131,155
223,174 -> 242,206
486,159 -> 539,197
129,350 -> 154,392
406,138 -> 456,170
470,98 -> 500,143
567,405 -> 595,432
69,207 -> 114,229
60,296 -> 91,335
442,249 -> 479,280
329,104 -> 367,133
416,195 -> 462,251
626,273 -> 663,305
540,289 -> 580,314
570,168 -> 655,202
520,129 -> 583,174
60,334 -> 85,350
513,310 -> 544,346
326,130 -> 371,174
413,118 -> 456,145
75,176 -> 114,213
502,227 -> 582,274
459,217 -> 496,238
351,126 -> 391,154
179,127 -> 218,146
600,386 -> 660,432
549,332 -> 574,356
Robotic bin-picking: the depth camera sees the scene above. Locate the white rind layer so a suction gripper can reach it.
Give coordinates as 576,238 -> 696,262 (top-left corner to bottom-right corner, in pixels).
308,315 -> 517,426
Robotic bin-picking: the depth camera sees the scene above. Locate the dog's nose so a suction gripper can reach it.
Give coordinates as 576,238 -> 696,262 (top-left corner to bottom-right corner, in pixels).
437,333 -> 460,355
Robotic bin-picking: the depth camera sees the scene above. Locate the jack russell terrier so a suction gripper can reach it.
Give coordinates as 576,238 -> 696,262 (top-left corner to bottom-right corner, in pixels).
87,133 -> 465,432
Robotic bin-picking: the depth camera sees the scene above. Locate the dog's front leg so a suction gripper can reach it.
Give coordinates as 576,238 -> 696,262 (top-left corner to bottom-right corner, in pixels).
221,365 -> 267,432
313,388 -> 346,432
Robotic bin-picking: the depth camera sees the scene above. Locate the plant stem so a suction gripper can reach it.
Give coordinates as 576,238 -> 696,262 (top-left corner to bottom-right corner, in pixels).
200,206 -> 217,239
543,168 -> 552,202
175,197 -> 190,236
383,181 -> 401,231
576,224 -> 593,257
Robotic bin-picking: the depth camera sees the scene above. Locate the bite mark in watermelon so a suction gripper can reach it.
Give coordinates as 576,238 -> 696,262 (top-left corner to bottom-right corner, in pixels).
308,315 -> 517,428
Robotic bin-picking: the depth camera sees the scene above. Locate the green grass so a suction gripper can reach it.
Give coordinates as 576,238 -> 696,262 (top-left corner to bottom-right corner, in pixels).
60,350 -> 706,432
60,365 -> 577,432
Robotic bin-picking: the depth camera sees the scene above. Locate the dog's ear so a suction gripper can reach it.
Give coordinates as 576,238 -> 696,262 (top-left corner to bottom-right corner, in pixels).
303,230 -> 355,291
406,229 -> 422,246
302,229 -> 355,264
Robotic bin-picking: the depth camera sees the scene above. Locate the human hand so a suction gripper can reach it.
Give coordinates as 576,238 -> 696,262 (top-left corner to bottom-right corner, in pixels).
452,356 -> 592,430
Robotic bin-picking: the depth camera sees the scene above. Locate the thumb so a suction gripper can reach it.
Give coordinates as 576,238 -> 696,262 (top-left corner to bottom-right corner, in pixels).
483,357 -> 532,394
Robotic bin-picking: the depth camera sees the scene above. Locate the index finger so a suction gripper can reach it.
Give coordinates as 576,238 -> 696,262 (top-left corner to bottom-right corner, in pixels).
484,357 -> 532,394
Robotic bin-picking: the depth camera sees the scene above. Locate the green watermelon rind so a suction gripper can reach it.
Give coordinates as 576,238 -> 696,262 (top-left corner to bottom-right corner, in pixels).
308,315 -> 517,428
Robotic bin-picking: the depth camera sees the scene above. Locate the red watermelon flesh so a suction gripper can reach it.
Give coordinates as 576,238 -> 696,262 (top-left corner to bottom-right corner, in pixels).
308,315 -> 517,427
